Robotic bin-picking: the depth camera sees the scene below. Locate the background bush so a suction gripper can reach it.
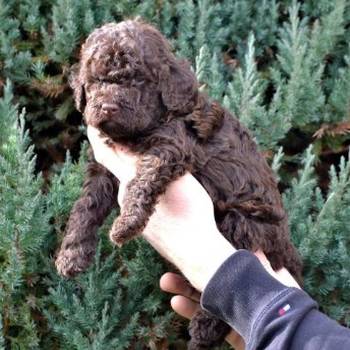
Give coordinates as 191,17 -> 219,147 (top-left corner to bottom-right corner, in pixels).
1,0 -> 350,348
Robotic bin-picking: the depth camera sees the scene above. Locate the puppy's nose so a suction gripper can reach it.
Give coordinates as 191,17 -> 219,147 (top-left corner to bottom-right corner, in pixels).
101,103 -> 119,115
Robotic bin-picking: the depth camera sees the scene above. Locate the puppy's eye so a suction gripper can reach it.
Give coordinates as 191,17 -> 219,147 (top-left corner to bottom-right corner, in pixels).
97,77 -> 120,85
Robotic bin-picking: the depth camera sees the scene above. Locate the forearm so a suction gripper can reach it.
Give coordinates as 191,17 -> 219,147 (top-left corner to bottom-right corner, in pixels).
201,250 -> 350,350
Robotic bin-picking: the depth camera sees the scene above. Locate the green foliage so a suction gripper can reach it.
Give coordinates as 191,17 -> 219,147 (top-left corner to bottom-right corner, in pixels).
273,1 -> 325,127
0,316 -> 4,350
0,84 -> 179,348
327,43 -> 350,123
159,0 -> 174,38
271,0 -> 346,127
45,244 -> 140,350
175,0 -> 196,59
282,146 -> 350,325
2,0 -> 350,347
195,45 -> 226,101
223,35 -> 289,149
0,1 -> 32,83
45,157 -> 178,349
42,1 -> 80,64
48,146 -> 87,232
1,0 -> 349,160
271,147 -> 284,182
219,0 -> 280,57
283,146 -> 318,247
0,81 -> 49,348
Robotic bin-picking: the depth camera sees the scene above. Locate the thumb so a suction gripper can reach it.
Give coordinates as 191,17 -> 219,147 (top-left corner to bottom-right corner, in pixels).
87,126 -> 138,182
117,180 -> 128,207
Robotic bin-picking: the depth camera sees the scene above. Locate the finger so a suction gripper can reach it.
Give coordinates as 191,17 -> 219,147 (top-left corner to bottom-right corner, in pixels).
160,272 -> 201,302
170,295 -> 201,320
87,126 -> 114,165
276,267 -> 301,289
117,181 -> 127,207
87,126 -> 125,156
171,296 -> 244,350
226,330 -> 245,350
87,126 -> 138,183
87,126 -> 123,151
86,125 -> 99,140
87,126 -> 108,146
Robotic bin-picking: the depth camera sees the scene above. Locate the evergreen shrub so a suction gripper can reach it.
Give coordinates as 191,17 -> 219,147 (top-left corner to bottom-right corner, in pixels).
1,0 -> 350,348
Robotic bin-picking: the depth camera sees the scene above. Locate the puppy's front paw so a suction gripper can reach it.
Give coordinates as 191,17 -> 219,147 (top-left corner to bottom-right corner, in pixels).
109,215 -> 144,247
55,248 -> 93,278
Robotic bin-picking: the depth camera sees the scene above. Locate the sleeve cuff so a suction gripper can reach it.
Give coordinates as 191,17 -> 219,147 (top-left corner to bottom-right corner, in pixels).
200,250 -> 300,340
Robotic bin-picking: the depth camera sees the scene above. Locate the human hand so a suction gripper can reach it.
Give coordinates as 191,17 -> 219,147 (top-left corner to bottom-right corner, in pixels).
87,126 -> 300,291
87,126 -> 235,291
160,272 -> 245,350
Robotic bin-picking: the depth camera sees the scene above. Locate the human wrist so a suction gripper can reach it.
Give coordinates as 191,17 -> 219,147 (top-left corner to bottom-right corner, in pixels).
143,216 -> 236,292
253,250 -> 300,288
182,228 -> 236,291
200,250 -> 292,342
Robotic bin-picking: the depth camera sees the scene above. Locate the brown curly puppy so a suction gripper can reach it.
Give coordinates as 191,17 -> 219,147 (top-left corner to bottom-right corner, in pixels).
55,19 -> 302,349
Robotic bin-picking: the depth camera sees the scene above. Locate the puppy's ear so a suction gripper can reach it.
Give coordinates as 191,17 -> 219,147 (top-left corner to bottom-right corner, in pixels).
159,59 -> 198,114
69,63 -> 86,113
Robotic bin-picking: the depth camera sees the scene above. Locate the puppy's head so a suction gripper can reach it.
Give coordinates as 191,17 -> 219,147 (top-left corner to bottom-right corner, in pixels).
71,20 -> 198,141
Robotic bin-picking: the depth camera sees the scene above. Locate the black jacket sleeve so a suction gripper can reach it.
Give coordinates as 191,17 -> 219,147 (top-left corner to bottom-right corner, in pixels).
201,250 -> 350,349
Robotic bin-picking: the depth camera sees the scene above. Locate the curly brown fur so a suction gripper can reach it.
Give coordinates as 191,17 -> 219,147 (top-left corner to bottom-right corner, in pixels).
56,19 -> 302,349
